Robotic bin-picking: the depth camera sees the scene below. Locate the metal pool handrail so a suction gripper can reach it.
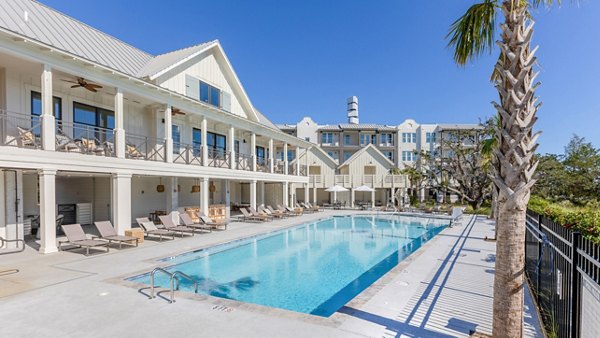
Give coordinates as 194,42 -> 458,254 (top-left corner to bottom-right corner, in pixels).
150,267 -> 198,303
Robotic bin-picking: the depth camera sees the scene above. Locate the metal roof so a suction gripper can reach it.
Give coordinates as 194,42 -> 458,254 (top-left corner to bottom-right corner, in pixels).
276,124 -> 297,130
136,41 -> 216,79
0,0 -> 153,76
318,123 -> 398,132
436,124 -> 484,131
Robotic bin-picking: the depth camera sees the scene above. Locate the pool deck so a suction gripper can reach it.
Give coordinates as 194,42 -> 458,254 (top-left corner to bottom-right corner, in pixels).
0,210 -> 542,337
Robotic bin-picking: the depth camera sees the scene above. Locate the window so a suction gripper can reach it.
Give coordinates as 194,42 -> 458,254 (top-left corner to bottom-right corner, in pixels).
287,150 -> 294,162
344,134 -> 352,145
383,151 -> 394,161
360,133 -> 372,146
192,128 -> 202,155
199,80 -> 220,107
327,151 -> 338,160
402,132 -> 413,143
31,91 -> 62,120
172,125 -> 181,153
73,102 -> 114,129
381,133 -> 393,145
256,146 -> 266,162
304,137 -> 310,142
321,132 -> 334,144
206,132 -> 226,154
402,151 -> 415,162
343,151 -> 353,161
426,132 -> 437,143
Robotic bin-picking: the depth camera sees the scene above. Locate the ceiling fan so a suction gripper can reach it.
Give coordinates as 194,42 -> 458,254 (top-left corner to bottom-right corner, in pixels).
61,77 -> 103,92
171,107 -> 185,116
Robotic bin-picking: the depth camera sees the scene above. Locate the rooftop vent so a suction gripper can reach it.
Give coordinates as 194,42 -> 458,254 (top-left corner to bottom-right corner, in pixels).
347,96 -> 358,124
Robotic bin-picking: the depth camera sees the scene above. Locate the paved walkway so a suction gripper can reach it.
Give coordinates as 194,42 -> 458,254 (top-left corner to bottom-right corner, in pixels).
0,211 -> 542,337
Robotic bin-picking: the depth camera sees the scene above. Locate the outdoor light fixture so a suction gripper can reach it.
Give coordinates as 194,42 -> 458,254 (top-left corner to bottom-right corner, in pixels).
156,178 -> 164,193
191,178 -> 200,193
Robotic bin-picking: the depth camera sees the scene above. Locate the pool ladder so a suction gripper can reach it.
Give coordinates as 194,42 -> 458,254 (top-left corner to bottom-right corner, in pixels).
150,267 -> 198,303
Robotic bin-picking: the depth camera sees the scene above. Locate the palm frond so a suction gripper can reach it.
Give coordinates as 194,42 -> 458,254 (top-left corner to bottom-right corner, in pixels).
447,0 -> 498,65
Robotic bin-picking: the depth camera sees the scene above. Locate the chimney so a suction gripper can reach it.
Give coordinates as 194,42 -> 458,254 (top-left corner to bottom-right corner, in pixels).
347,96 -> 359,124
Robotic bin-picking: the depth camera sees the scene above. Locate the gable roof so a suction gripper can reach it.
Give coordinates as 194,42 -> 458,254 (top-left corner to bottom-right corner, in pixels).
337,144 -> 395,168
291,146 -> 338,168
0,0 -> 153,76
136,41 -> 217,79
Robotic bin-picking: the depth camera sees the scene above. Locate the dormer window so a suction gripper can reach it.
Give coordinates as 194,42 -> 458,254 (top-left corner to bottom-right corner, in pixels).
199,80 -> 221,107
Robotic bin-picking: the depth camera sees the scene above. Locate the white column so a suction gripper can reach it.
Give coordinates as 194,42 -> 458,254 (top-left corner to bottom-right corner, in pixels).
351,188 -> 355,208
283,143 -> 288,175
282,182 -> 289,207
305,147 -> 310,176
250,180 -> 257,210
40,64 -> 55,151
289,183 -> 295,207
201,177 -> 209,215
296,146 -> 301,176
259,181 -> 265,206
250,132 -> 257,171
225,179 -> 231,219
313,186 -> 317,205
114,88 -> 125,158
164,105 -> 173,163
111,172 -> 131,234
201,117 -> 208,166
268,138 -> 274,173
228,125 -> 235,169
39,169 -> 57,254
166,177 -> 178,219
304,183 -> 309,203
371,189 -> 376,208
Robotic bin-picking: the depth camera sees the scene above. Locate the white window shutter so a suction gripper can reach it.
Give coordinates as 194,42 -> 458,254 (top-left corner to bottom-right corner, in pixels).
222,91 -> 232,112
185,75 -> 199,100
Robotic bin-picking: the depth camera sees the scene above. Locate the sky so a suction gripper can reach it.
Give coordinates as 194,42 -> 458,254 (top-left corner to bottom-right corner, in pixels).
39,0 -> 600,154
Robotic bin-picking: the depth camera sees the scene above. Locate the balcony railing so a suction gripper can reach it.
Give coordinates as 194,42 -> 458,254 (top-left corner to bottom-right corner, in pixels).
334,175 -> 351,186
300,164 -> 307,176
56,122 -> 115,157
236,153 -> 253,171
385,175 -> 406,185
207,148 -> 230,168
288,164 -> 297,175
173,143 -> 202,166
0,110 -> 42,149
309,175 -> 322,184
363,174 -> 376,186
125,133 -> 166,162
256,157 -> 270,173
274,161 -> 285,174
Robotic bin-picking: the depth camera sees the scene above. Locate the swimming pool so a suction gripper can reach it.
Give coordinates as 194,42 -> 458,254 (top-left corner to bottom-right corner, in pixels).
128,214 -> 448,317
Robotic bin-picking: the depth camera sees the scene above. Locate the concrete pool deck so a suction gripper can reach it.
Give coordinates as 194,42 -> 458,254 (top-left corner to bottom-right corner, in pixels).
0,211 -> 542,337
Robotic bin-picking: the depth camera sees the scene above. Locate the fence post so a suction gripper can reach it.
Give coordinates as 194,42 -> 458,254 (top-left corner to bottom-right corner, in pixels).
570,231 -> 581,338
537,213 -> 543,302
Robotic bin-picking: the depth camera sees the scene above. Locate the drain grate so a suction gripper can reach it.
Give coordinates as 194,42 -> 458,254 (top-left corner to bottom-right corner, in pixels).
212,305 -> 234,312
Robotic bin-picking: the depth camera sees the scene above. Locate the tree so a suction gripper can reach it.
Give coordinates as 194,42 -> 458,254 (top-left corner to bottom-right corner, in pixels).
400,165 -> 425,202
447,1 -> 562,336
533,153 -> 568,200
420,125 -> 494,210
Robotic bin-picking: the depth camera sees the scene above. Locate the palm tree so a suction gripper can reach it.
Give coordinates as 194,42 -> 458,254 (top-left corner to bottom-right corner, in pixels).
447,1 -> 559,337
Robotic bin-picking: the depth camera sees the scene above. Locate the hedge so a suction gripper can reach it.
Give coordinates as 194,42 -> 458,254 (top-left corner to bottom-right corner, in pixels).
528,195 -> 600,243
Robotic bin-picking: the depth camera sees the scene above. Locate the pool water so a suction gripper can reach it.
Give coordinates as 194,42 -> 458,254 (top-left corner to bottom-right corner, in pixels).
129,215 -> 448,317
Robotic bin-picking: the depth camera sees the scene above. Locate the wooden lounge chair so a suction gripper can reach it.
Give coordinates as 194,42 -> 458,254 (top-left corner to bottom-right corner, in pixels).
249,207 -> 272,221
158,215 -> 195,237
240,208 -> 267,222
286,206 -> 303,216
59,223 -> 109,256
267,205 -> 287,218
197,213 -> 229,230
299,203 -> 316,213
260,206 -> 284,219
277,205 -> 296,216
180,213 -> 212,233
306,202 -> 321,212
136,217 -> 176,241
93,221 -> 139,248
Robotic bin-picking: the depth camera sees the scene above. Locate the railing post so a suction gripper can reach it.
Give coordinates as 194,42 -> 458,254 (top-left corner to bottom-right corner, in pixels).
570,231 -> 582,338
537,213 -> 543,299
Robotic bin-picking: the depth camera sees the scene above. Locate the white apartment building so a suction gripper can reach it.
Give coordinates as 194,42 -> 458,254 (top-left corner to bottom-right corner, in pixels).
278,96 -> 482,204
0,0 -> 313,254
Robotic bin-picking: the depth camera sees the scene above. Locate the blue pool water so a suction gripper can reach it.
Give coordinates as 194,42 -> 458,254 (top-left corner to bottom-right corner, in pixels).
128,215 -> 448,317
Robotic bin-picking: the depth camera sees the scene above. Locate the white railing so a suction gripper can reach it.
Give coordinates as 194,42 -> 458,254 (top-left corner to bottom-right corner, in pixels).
173,143 -> 202,166
309,175 -> 322,184
334,175 -> 351,186
0,110 -> 42,149
56,122 -> 115,157
125,133 -> 166,162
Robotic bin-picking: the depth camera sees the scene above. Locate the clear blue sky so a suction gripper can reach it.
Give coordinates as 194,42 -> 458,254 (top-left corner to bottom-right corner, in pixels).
40,0 -> 600,154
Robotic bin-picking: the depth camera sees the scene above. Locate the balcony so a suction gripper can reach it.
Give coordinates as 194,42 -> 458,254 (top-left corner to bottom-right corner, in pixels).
0,110 -> 42,149
173,143 -> 202,166
207,148 -> 230,168
55,122 -> 116,157
362,174 -> 376,187
236,153 -> 253,171
334,174 -> 351,187
274,161 -> 285,174
125,133 -> 166,162
256,157 -> 269,173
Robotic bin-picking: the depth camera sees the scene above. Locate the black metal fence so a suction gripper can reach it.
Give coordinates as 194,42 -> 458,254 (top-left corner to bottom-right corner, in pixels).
525,209 -> 600,338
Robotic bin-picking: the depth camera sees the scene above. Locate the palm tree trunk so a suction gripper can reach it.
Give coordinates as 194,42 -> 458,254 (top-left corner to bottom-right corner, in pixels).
492,2 -> 540,337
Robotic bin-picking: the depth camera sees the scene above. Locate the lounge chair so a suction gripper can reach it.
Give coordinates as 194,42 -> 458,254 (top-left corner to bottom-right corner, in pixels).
197,213 -> 229,230
260,206 -> 284,219
59,223 -> 109,255
276,205 -> 296,216
158,215 -> 195,237
180,213 -> 212,233
249,207 -> 272,221
240,208 -> 267,222
267,205 -> 287,218
299,203 -> 316,213
93,221 -> 139,248
286,206 -> 303,216
305,202 -> 321,212
450,207 -> 464,227
136,217 -> 176,241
